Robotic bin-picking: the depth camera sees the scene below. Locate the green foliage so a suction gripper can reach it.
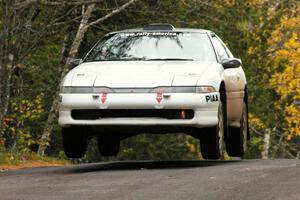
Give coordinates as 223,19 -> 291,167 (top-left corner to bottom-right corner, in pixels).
81,134 -> 199,163
2,95 -> 44,153
1,0 -> 299,161
244,135 -> 264,159
0,150 -> 69,167
118,134 -> 199,160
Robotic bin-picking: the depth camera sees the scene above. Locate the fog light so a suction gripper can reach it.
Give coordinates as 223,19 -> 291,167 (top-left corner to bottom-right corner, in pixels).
59,95 -> 63,102
181,111 -> 186,119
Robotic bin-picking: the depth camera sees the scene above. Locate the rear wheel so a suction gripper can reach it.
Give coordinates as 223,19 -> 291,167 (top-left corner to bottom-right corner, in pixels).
200,102 -> 225,159
97,137 -> 120,156
226,102 -> 248,157
62,127 -> 88,158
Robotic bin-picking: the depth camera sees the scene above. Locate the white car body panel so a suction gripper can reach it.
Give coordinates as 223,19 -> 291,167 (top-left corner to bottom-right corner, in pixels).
59,93 -> 219,128
68,61 -> 215,87
224,67 -> 247,127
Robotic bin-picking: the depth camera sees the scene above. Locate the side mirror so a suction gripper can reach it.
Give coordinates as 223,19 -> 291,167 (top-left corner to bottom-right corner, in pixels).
221,58 -> 241,69
69,58 -> 83,68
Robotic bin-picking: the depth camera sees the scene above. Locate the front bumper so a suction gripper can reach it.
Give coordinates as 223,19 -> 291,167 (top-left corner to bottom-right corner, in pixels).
58,93 -> 220,128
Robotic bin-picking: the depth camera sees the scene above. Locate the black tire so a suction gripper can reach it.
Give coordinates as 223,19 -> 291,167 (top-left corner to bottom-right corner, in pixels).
226,102 -> 248,157
62,127 -> 87,158
97,137 -> 120,156
200,102 -> 225,159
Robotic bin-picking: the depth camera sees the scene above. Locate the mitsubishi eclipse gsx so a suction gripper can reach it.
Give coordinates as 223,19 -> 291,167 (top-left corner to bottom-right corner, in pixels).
59,24 -> 249,159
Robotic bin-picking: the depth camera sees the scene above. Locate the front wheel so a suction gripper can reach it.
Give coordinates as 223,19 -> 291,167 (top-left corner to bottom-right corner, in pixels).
200,102 -> 225,159
226,102 -> 248,157
62,127 -> 88,158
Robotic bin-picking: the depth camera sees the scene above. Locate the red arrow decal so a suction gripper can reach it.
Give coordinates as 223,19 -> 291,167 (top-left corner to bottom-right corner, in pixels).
156,92 -> 163,103
101,93 -> 107,103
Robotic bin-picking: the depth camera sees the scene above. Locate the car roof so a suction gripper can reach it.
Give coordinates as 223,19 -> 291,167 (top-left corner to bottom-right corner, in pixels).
109,24 -> 214,34
114,28 -> 211,33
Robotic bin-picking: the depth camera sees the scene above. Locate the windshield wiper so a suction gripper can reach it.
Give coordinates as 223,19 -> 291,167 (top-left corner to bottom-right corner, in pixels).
122,57 -> 147,61
146,58 -> 194,61
91,57 -> 146,61
89,57 -> 193,62
105,57 -> 147,61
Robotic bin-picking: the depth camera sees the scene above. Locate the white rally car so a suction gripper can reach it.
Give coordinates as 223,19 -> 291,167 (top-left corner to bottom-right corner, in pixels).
59,24 -> 249,159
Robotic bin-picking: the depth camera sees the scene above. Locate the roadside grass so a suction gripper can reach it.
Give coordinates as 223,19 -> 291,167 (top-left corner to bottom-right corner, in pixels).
0,150 -> 70,171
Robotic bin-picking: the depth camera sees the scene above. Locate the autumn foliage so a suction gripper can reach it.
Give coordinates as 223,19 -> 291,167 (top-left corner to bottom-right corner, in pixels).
2,95 -> 44,152
268,4 -> 300,139
0,0 -> 299,160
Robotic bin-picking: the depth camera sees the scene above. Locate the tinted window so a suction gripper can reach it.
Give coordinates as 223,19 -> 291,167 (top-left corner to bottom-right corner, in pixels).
84,32 -> 216,62
211,36 -> 229,60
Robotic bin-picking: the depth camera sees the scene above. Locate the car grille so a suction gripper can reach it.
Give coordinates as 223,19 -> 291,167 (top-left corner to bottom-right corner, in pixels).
71,109 -> 194,120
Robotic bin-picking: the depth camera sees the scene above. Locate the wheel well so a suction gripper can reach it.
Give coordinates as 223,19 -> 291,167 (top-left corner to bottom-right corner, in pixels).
219,82 -> 228,140
219,82 -> 226,102
244,86 -> 248,104
244,86 -> 250,140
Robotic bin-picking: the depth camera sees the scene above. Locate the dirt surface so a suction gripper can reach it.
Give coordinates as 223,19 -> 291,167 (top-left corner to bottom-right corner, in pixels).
1,159 -> 300,200
0,161 -> 64,171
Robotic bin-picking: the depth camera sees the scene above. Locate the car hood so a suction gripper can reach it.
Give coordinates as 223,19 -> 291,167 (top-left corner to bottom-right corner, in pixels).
69,61 -> 218,87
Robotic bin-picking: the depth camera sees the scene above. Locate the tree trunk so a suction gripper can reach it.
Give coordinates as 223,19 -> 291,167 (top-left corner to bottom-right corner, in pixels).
261,128 -> 271,159
0,0 -> 39,148
0,48 -> 14,149
37,4 -> 96,156
36,29 -> 74,156
0,67 -> 6,131
0,0 -> 13,148
37,0 -> 138,156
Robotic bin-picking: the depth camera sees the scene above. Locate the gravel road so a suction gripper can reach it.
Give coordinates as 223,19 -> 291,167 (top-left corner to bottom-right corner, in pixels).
1,159 -> 300,200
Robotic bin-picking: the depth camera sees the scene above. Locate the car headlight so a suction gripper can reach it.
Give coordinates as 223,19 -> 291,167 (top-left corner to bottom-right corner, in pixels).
150,86 -> 216,93
60,86 -> 113,93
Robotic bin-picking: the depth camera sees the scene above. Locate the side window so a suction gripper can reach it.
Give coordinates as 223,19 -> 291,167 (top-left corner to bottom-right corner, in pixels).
223,43 -> 234,58
211,36 -> 229,61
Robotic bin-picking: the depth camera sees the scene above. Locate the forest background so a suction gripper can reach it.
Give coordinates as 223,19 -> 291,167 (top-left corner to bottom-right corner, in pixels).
0,0 -> 299,165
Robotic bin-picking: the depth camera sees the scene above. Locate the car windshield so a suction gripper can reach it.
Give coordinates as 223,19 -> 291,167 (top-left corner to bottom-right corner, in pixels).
84,32 -> 216,62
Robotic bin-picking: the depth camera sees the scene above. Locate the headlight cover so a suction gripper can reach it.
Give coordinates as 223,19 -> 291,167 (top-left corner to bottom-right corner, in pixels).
150,86 -> 216,93
60,86 -> 216,93
60,86 -> 113,93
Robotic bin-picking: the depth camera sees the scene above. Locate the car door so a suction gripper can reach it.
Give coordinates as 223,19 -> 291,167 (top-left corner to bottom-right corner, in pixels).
210,34 -> 246,128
